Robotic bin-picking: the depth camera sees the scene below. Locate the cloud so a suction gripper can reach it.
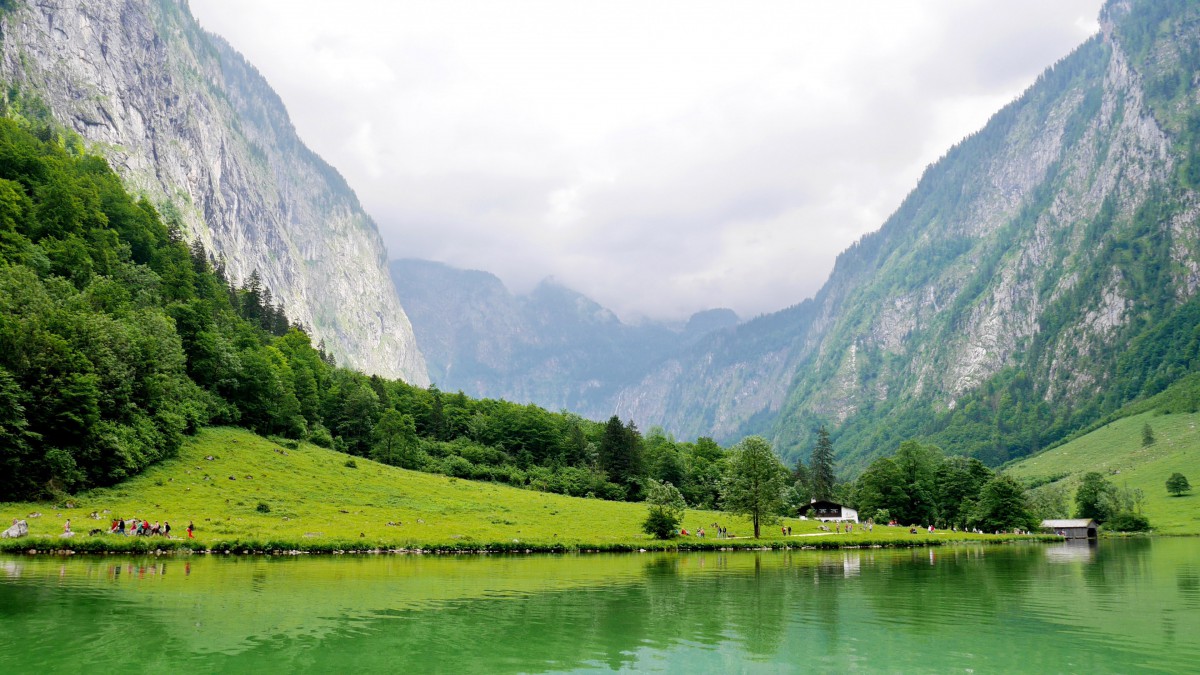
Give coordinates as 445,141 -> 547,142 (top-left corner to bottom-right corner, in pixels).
189,0 -> 1103,321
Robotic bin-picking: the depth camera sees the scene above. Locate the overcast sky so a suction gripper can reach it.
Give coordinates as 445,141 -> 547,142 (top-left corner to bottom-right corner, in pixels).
189,0 -> 1104,323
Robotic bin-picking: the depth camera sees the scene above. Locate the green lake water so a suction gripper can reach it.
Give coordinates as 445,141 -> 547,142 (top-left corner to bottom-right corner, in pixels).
0,538 -> 1197,673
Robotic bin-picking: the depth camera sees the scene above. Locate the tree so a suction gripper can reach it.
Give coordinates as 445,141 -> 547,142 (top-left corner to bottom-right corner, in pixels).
1166,472 -> 1191,496
970,474 -> 1035,532
598,416 -> 643,499
372,409 -> 417,467
809,426 -> 836,501
721,436 -> 788,538
1074,471 -> 1119,523
854,457 -> 909,524
1142,422 -> 1156,447
642,479 -> 686,539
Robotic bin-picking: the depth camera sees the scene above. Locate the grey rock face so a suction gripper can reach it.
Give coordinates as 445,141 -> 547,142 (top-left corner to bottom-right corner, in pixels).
1,519 -> 27,538
612,2 -> 1200,463
0,0 -> 428,383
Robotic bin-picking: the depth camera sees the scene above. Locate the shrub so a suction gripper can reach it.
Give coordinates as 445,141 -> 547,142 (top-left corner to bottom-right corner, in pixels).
309,424 -> 333,449
1104,511 -> 1150,532
443,455 -> 473,478
343,459 -> 357,469
642,508 -> 680,539
255,502 -> 271,514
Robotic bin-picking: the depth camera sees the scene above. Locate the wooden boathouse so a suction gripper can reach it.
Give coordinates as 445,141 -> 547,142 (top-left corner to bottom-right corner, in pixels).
1040,519 -> 1099,539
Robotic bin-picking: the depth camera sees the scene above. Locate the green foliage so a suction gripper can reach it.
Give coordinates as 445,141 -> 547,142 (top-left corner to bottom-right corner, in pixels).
969,475 -> 1036,533
721,436 -> 788,538
255,501 -> 271,514
641,479 -> 686,539
1075,472 -> 1120,523
1104,511 -> 1151,532
808,426 -> 836,500
1166,472 -> 1191,496
1142,423 -> 1156,447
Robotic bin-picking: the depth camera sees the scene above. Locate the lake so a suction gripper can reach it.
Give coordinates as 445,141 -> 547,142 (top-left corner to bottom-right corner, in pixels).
0,538 -> 1196,673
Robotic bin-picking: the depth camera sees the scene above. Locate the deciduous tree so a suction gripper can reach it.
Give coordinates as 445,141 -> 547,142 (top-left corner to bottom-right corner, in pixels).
722,436 -> 787,538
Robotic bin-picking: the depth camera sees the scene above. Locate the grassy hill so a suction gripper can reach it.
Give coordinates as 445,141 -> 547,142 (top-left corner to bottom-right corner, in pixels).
1005,410 -> 1200,534
0,428 -> 1026,552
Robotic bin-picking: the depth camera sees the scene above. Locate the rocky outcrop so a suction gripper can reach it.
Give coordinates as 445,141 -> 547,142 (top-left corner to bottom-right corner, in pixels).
0,0 -> 427,383
610,0 -> 1200,466
1,519 -> 27,538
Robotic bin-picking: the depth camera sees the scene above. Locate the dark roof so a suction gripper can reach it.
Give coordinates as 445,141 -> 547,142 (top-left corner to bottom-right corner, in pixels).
805,500 -> 845,510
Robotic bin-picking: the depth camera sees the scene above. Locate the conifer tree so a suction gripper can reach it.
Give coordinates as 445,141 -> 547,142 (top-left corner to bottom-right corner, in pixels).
810,425 -> 836,501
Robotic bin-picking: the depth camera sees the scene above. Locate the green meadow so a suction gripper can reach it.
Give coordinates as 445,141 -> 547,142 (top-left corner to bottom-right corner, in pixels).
1006,410 -> 1200,534
0,427 -> 1032,553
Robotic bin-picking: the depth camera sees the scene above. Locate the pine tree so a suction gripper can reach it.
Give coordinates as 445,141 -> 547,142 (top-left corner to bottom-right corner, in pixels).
810,425 -> 836,501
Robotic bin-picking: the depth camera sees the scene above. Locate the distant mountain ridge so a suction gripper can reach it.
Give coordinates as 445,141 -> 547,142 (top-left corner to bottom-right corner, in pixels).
0,0 -> 428,383
390,258 -> 738,412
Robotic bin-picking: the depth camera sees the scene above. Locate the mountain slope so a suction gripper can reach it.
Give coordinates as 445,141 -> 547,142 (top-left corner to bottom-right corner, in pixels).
391,258 -> 737,413
614,0 -> 1200,471
0,0 -> 427,383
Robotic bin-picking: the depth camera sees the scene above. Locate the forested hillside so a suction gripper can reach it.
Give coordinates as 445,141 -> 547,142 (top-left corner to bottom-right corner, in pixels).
0,120 -> 734,503
0,0 -> 427,382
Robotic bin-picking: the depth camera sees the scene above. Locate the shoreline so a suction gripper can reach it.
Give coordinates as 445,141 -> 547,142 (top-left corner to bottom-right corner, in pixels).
0,533 -> 1063,556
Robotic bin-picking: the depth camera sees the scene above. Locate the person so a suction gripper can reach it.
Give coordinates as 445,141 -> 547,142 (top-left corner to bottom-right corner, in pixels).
186,521 -> 194,539
836,522 -> 841,534
64,519 -> 71,534
787,526 -> 792,536
163,522 -> 171,537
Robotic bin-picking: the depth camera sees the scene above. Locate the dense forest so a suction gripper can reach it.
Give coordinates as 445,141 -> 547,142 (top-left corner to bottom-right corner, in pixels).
0,117 -> 734,504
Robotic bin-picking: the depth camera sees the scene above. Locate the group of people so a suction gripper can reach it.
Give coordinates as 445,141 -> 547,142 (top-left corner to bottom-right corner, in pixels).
108,518 -> 195,538
679,524 -> 736,538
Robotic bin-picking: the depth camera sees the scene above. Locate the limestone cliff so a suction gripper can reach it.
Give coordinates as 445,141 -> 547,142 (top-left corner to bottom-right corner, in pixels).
613,0 -> 1200,469
0,0 -> 428,383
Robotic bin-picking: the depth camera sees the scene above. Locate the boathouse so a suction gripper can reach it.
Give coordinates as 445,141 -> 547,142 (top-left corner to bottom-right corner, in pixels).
1040,519 -> 1098,539
805,499 -> 859,523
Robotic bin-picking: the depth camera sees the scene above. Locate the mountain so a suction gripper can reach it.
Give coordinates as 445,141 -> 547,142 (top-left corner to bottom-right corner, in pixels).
390,258 -> 738,413
0,0 -> 427,383
613,0 -> 1200,471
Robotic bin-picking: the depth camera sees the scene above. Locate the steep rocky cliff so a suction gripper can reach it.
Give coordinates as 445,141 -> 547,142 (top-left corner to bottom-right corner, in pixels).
614,0 -> 1200,469
0,0 -> 428,383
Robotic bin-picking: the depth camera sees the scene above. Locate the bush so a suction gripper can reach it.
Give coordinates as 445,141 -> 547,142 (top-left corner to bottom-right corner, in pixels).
642,508 -> 680,539
343,459 -> 357,469
1105,511 -> 1151,532
443,455 -> 473,478
255,502 -> 271,514
309,422 -> 333,449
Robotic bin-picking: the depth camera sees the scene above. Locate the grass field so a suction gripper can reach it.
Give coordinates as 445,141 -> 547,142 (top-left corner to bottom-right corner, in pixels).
1006,410 -> 1200,534
0,427 -> 1034,553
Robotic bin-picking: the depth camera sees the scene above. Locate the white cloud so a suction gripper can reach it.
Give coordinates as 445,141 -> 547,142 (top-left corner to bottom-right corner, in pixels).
189,0 -> 1103,321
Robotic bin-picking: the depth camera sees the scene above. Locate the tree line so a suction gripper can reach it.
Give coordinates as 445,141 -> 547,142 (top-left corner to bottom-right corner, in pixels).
0,116 -> 746,504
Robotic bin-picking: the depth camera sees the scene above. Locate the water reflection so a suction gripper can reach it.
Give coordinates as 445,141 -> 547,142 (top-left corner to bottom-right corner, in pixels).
1044,540 -> 1096,564
0,541 -> 1196,673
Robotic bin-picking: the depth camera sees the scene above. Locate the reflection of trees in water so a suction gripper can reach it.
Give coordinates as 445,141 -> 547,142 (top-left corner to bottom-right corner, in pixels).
853,545 -> 1045,634
1082,537 -> 1151,595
